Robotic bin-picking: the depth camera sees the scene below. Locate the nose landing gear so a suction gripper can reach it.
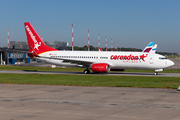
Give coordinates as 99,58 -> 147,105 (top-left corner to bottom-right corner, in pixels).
154,72 -> 158,75
154,69 -> 163,75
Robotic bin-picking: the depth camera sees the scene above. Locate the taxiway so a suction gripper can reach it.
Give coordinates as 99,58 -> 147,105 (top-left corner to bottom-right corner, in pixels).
0,70 -> 180,77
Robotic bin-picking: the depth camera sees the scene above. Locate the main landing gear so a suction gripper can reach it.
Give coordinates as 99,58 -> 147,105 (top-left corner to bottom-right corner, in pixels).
83,69 -> 90,74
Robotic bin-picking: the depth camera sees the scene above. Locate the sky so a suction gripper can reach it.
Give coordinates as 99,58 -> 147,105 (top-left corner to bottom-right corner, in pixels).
0,0 -> 180,52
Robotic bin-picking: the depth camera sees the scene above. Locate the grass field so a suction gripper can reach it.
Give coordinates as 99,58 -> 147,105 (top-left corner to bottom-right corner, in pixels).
0,65 -> 180,73
168,55 -> 180,58
0,73 -> 180,89
0,66 -> 180,89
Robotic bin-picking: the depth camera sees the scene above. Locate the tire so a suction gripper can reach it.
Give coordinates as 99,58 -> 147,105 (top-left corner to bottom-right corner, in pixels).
84,70 -> 88,74
154,72 -> 158,75
84,69 -> 90,74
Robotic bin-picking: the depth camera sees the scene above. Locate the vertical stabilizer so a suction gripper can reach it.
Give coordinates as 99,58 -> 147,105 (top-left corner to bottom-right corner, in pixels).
24,22 -> 57,56
143,42 -> 154,53
149,44 -> 157,54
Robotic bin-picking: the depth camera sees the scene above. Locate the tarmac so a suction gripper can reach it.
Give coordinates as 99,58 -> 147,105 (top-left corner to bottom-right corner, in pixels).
1,70 -> 180,77
0,84 -> 180,120
0,58 -> 180,120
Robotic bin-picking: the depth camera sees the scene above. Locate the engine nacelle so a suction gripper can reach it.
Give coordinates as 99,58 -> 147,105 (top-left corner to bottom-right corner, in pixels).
91,63 -> 110,73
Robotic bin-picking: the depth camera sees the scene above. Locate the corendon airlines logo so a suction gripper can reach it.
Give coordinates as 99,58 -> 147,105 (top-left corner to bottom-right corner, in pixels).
25,25 -> 41,50
110,54 -> 148,63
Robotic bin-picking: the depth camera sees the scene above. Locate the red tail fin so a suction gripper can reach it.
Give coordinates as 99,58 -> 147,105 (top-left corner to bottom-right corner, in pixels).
24,22 -> 57,55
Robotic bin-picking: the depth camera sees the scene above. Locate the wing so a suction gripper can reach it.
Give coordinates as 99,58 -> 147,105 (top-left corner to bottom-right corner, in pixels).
37,55 -> 94,67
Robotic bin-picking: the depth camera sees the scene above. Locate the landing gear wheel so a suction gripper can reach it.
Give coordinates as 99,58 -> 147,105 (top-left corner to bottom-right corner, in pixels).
84,70 -> 88,74
84,69 -> 90,74
154,72 -> 158,75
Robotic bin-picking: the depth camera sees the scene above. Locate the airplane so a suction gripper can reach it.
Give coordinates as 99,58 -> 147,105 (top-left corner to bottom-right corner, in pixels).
150,44 -> 157,54
24,22 -> 174,75
142,42 -> 154,52
143,42 -> 157,53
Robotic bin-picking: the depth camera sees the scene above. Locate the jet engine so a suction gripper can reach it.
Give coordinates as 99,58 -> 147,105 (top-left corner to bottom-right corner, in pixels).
91,63 -> 110,73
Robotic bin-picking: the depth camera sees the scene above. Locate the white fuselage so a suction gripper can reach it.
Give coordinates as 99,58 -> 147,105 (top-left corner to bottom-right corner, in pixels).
34,51 -> 174,70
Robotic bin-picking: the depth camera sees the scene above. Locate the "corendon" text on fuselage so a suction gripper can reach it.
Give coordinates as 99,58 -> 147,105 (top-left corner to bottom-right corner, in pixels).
110,54 -> 148,62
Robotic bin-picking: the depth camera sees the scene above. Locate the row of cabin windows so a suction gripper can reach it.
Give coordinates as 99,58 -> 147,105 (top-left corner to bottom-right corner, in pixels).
51,56 -> 108,59
100,57 -> 108,59
50,56 -> 166,60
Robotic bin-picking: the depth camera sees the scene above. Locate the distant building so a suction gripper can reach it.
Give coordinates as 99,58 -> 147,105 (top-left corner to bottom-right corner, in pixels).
10,41 -> 67,50
44,41 -> 67,50
10,41 -> 28,49
175,53 -> 180,55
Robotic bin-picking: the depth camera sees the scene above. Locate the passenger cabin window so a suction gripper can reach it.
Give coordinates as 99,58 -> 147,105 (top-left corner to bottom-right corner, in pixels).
159,57 -> 167,60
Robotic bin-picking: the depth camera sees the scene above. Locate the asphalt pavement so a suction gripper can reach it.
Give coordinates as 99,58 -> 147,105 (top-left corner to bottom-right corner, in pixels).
0,84 -> 180,120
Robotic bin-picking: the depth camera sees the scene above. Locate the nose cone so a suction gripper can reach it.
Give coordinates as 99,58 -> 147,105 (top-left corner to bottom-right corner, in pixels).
168,60 -> 174,67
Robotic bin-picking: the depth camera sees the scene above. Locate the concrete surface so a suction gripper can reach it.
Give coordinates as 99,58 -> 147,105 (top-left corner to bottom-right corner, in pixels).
0,84 -> 180,120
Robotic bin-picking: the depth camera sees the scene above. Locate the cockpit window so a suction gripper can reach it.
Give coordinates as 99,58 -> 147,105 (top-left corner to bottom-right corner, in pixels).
159,57 -> 167,60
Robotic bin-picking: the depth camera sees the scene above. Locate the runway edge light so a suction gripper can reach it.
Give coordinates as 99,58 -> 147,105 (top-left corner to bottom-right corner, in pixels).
177,86 -> 180,91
